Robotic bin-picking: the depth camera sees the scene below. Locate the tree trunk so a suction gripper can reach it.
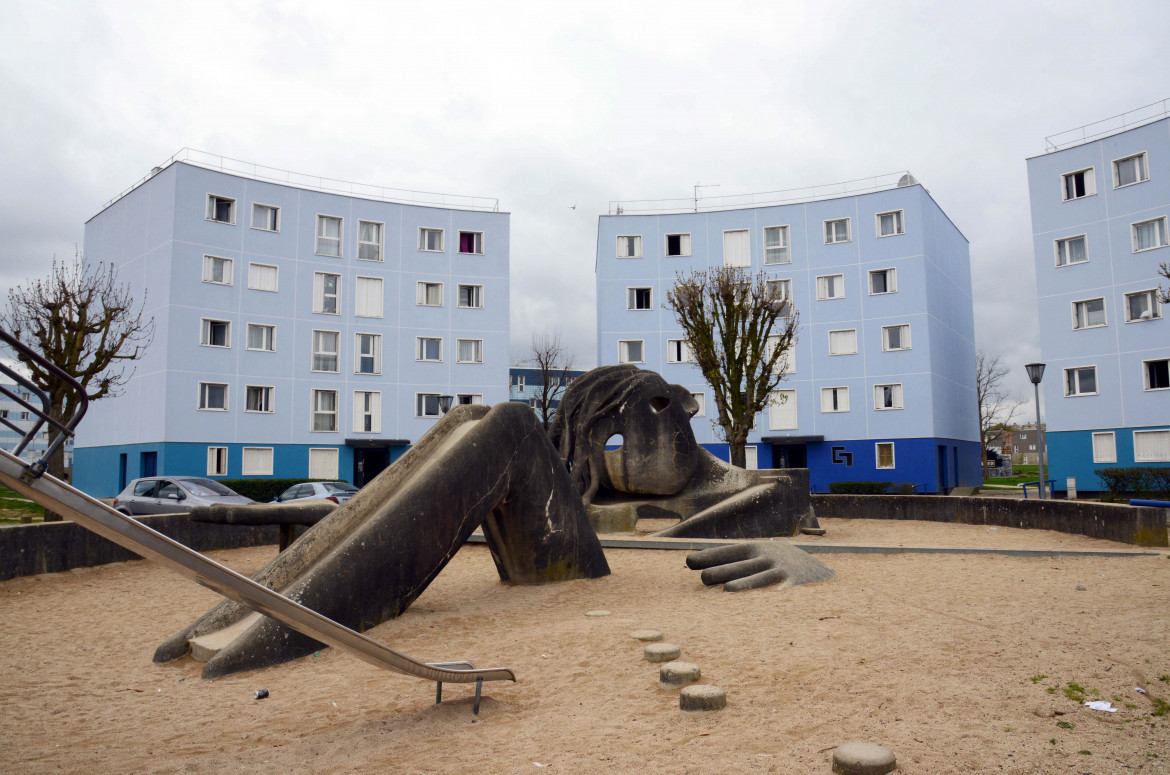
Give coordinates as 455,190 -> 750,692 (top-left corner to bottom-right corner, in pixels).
727,435 -> 747,469
42,406 -> 68,521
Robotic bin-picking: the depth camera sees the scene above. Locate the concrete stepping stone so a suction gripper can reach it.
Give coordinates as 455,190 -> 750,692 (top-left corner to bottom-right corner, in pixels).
679,684 -> 726,712
630,630 -> 663,642
643,643 -> 681,663
659,661 -> 700,690
585,610 -> 611,617
832,742 -> 896,774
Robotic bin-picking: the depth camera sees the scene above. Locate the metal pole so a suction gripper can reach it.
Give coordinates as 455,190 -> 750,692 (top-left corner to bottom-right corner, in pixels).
1034,382 -> 1046,499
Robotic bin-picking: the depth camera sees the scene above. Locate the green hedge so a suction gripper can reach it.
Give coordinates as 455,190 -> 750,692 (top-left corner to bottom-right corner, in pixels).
218,478 -> 334,503
828,481 -> 918,495
1094,467 -> 1170,500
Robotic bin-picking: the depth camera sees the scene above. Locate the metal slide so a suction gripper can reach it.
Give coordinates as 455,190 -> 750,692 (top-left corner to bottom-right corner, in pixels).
0,329 -> 514,707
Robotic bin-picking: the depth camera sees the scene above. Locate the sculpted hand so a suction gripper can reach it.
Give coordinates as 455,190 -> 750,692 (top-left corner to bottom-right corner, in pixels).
685,541 -> 835,592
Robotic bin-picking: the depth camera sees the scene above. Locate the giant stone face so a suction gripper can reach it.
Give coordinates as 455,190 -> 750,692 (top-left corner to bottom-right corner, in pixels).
601,376 -> 700,496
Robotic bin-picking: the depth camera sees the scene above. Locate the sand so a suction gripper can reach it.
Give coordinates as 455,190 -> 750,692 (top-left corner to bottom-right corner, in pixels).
1,518 -> 1168,774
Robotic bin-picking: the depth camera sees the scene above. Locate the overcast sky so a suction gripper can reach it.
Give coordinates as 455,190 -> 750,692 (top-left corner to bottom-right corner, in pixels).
2,0 -> 1167,418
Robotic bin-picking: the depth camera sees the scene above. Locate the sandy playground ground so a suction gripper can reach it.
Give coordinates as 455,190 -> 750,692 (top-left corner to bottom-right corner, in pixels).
1,517 -> 1169,774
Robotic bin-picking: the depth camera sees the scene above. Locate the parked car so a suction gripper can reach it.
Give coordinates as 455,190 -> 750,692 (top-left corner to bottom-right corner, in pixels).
113,477 -> 252,516
273,481 -> 359,505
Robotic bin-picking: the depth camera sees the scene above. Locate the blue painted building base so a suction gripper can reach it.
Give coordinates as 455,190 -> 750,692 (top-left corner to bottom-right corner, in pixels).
1046,427 -> 1170,496
699,437 -> 981,494
73,442 -> 409,498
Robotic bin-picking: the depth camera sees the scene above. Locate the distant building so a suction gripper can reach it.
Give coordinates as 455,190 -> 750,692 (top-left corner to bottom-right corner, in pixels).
74,151 -> 509,496
1005,424 -> 1044,466
596,174 -> 982,492
509,367 -> 585,416
1025,105 -> 1170,495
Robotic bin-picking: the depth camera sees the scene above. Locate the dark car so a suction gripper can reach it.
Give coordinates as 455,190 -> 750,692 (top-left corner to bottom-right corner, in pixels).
273,481 -> 359,505
113,477 -> 253,515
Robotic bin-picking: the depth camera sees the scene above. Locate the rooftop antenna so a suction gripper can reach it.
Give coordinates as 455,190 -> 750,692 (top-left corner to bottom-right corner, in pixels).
694,183 -> 720,212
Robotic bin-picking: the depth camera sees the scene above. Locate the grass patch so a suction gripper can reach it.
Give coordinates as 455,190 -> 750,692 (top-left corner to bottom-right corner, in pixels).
0,485 -> 44,523
1159,675 -> 1169,683
1077,750 -> 1092,756
1056,721 -> 1075,730
1153,697 -> 1169,717
1030,674 -> 1048,684
1063,682 -> 1088,702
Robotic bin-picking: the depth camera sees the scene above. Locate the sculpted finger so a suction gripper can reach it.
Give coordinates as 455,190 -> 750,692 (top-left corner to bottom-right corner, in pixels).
699,556 -> 771,586
723,567 -> 789,592
686,543 -> 755,570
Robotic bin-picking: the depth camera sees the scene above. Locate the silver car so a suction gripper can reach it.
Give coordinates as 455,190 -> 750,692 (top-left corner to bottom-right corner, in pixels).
113,477 -> 253,515
273,481 -> 359,505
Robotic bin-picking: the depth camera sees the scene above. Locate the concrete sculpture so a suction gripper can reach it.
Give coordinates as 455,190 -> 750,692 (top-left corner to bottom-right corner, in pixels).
686,542 -> 836,591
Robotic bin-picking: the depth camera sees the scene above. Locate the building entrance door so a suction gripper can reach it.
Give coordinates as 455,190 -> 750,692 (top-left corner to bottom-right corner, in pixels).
771,443 -> 807,469
353,446 -> 390,487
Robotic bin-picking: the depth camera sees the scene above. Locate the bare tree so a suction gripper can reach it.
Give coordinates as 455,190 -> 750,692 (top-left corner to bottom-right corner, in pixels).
1,256 -> 154,517
665,266 -> 799,468
1159,262 -> 1170,304
528,331 -> 574,430
975,350 -> 1023,457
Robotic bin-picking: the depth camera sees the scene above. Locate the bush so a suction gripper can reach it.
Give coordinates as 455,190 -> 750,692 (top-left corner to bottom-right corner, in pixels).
218,478 -> 334,503
1095,467 -> 1170,500
828,481 -> 917,495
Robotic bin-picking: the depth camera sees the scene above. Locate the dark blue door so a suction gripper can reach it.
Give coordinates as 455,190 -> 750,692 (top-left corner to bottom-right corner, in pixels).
140,451 -> 157,478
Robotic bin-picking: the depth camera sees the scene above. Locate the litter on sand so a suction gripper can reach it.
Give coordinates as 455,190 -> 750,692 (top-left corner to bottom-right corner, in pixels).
1084,700 -> 1117,712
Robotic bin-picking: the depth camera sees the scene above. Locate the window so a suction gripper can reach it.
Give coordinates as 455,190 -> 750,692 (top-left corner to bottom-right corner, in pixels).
771,336 -> 795,373
1134,429 -> 1170,462
723,229 -> 750,267
308,448 -> 339,479
355,333 -> 381,375
1132,217 -> 1169,252
198,382 -> 228,411
667,339 -> 691,363
458,284 -> 483,308
419,228 -> 444,252
616,235 -> 642,258
763,226 -> 790,264
767,278 -> 791,302
665,233 -> 691,257
627,287 -> 653,310
206,447 -> 228,476
457,394 -> 483,405
515,374 -> 525,391
316,215 -> 342,257
1092,432 -> 1117,463
207,195 -> 235,224
251,204 -> 279,231
1072,298 -> 1106,330
313,272 -> 340,314
820,386 -> 849,412
245,385 -> 273,413
417,337 -> 442,362
357,221 -> 383,261
1125,290 -> 1161,322
618,340 -> 644,363
202,255 -> 232,285
247,263 -> 278,292
691,392 -> 706,417
458,231 -> 483,254
355,276 -> 383,318
312,330 -> 340,372
769,389 -> 797,430
416,393 -> 442,418
242,447 -> 273,476
1055,235 -> 1088,266
1064,366 -> 1097,396
875,442 -> 895,469
1061,168 -> 1095,201
828,329 -> 857,355
874,383 -> 903,410
311,389 -> 338,432
876,210 -> 904,237
816,274 -> 844,300
246,323 -> 275,352
200,319 -> 230,348
1113,152 -> 1149,188
824,218 -> 850,244
354,391 -> 381,433
868,268 -> 897,294
417,281 -> 443,306
882,324 -> 911,351
1144,359 -> 1170,390
457,338 -> 483,363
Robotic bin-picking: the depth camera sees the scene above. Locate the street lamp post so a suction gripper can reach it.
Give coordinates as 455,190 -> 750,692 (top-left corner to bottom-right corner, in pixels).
1025,363 -> 1047,499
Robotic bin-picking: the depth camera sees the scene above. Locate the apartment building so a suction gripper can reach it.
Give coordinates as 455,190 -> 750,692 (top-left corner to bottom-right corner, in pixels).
74,152 -> 508,496
1026,107 -> 1170,495
595,175 -> 981,492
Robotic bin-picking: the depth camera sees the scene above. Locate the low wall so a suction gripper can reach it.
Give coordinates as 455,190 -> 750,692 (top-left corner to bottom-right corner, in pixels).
0,515 -> 280,581
812,494 -> 1169,547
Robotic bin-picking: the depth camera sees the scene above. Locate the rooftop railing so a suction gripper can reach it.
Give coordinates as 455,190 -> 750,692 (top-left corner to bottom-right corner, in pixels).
1044,99 -> 1170,152
607,171 -> 917,215
95,148 -> 501,217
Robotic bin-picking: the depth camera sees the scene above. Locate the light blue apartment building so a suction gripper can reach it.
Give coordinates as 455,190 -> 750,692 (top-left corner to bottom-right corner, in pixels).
74,151 -> 509,496
1026,107 -> 1170,495
596,176 -> 981,493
